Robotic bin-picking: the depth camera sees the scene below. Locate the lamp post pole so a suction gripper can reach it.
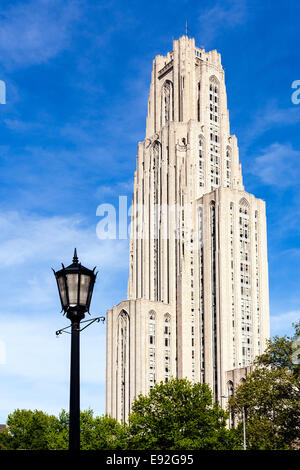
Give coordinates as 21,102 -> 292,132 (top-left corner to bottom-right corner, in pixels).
69,317 -> 80,451
53,249 -> 105,452
222,393 -> 247,450
242,406 -> 247,451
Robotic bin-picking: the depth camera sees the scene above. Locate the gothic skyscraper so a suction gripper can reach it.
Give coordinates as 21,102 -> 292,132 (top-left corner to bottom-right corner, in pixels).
106,36 -> 270,421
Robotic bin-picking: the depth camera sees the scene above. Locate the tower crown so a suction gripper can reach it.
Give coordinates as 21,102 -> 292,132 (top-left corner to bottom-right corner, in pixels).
146,36 -> 223,137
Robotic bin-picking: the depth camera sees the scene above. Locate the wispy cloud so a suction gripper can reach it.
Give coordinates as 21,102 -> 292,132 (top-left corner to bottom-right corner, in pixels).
241,102 -> 300,147
95,180 -> 134,200
0,0 -> 81,68
3,118 -> 44,132
0,209 -> 130,316
0,312 -> 106,420
197,0 -> 248,45
250,142 -> 300,188
0,210 -> 129,269
0,209 -> 129,420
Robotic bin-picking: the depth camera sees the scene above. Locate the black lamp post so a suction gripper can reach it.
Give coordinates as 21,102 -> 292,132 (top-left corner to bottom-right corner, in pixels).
53,249 -> 102,451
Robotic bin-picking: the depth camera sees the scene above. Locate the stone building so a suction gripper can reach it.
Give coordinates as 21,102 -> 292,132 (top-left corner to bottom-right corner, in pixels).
106,36 -> 270,421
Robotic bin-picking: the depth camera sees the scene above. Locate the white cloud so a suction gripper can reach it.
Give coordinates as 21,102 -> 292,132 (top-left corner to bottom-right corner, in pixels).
0,313 -> 106,384
0,209 -> 129,421
95,180 -> 134,199
3,118 -> 44,133
0,210 -> 130,319
250,142 -> 300,187
0,313 -> 106,420
241,102 -> 300,146
270,310 -> 300,337
0,0 -> 81,68
0,210 -> 129,268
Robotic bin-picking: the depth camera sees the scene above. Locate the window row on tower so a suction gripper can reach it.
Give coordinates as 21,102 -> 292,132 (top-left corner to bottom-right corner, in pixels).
148,311 -> 171,389
198,134 -> 232,191
159,75 -> 221,127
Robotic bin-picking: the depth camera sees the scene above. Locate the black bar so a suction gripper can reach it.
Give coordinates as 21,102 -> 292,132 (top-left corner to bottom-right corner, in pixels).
69,320 -> 80,451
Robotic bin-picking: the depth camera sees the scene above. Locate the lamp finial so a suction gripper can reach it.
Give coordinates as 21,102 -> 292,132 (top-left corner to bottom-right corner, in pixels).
73,248 -> 79,264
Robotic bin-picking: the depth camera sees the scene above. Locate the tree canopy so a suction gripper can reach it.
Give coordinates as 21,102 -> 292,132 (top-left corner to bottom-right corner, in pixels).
1,322 -> 299,450
0,408 -> 124,450
0,379 -> 240,450
125,378 -> 240,450
256,320 -> 300,376
228,321 -> 300,450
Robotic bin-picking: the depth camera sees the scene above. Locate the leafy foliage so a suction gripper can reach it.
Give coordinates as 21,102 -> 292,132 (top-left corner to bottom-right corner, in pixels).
229,367 -> 300,449
0,408 -> 124,450
0,409 -> 58,450
125,378 -> 240,450
2,322 -> 299,450
77,410 -> 125,450
255,320 -> 300,376
229,321 -> 300,450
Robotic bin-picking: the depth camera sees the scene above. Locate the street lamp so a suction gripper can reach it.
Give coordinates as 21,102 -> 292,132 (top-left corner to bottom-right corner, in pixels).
53,249 -> 104,451
54,248 -> 96,321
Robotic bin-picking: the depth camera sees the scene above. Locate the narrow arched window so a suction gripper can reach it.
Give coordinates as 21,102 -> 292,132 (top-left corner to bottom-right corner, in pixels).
151,143 -> 160,301
239,198 -> 252,367
164,314 -> 171,382
149,311 -> 156,388
209,76 -> 219,125
227,380 -> 234,396
210,201 -> 218,399
226,147 -> 232,188
117,310 -> 130,421
198,135 -> 204,187
161,80 -> 173,126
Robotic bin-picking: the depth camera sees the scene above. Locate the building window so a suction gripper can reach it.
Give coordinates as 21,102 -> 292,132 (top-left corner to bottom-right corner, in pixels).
151,142 -> 160,301
149,311 -> 156,388
209,77 -> 219,125
117,310 -> 130,421
161,80 -> 173,127
211,201 -> 218,399
239,198 -> 252,366
164,314 -> 171,382
198,135 -> 205,187
226,147 -> 231,188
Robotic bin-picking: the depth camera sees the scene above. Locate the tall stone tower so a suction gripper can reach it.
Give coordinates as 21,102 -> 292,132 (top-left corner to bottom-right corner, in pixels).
106,36 -> 270,421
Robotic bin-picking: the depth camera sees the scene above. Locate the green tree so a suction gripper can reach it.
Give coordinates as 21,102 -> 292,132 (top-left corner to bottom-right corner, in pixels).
0,409 -> 58,450
256,320 -> 300,376
229,321 -> 300,450
77,409 -> 125,450
0,408 -> 125,450
46,409 -> 125,450
124,378 -> 240,450
0,427 -> 14,450
46,409 -> 69,450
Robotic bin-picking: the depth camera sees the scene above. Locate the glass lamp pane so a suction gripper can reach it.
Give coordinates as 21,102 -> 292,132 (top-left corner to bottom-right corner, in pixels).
66,273 -> 79,307
57,276 -> 67,308
79,274 -> 90,306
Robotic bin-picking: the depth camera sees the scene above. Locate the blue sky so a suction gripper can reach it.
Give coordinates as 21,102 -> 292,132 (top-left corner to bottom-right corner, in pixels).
0,0 -> 300,422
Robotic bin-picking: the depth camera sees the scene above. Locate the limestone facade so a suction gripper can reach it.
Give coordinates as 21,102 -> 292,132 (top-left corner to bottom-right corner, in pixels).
106,36 -> 270,421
